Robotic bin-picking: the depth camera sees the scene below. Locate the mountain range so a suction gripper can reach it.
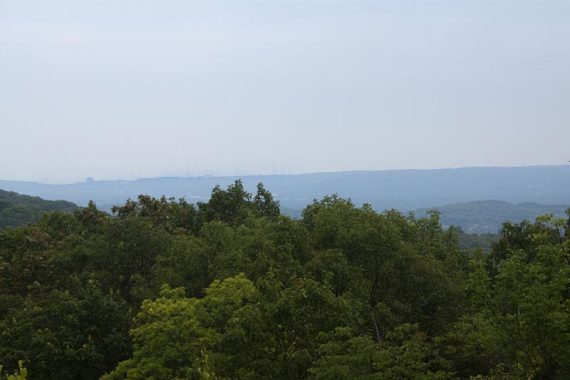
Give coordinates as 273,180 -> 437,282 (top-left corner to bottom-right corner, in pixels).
1,165 -> 569,233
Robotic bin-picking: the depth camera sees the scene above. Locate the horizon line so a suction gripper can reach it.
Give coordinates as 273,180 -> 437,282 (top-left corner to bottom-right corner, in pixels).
1,163 -> 569,186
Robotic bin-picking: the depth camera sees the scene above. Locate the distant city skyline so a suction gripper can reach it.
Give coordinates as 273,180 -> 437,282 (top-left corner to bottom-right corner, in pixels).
2,0 -> 569,182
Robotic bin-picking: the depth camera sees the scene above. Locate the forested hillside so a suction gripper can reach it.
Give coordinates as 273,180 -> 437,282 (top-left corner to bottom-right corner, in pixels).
0,189 -> 78,229
0,182 -> 568,379
415,200 -> 570,234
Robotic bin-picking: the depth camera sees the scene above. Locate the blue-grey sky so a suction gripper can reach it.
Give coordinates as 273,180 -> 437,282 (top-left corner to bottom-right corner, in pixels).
1,0 -> 569,182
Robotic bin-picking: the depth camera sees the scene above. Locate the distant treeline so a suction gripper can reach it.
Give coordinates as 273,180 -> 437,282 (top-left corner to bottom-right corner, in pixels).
0,189 -> 78,229
0,181 -> 568,379
415,200 -> 570,234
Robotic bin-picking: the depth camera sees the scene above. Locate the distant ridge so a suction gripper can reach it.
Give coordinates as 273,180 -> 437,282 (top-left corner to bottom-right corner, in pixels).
0,189 -> 79,229
415,200 -> 570,234
1,165 -> 569,214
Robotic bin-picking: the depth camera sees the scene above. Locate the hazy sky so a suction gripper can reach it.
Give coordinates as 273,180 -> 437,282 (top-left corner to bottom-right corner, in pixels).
1,0 -> 569,182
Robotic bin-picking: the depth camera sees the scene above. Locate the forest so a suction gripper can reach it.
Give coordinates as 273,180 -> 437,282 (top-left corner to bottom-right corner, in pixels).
0,181 -> 568,379
0,189 -> 78,230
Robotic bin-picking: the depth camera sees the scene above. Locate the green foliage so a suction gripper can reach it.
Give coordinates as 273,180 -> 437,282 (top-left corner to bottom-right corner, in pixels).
112,195 -> 200,234
0,189 -> 78,230
102,275 -> 258,379
0,277 -> 131,379
303,200 -> 464,335
197,180 -> 279,226
441,214 -> 570,379
447,225 -> 498,252
415,200 -> 570,234
254,183 -> 280,220
0,361 -> 27,380
309,325 -> 455,380
0,183 -> 568,379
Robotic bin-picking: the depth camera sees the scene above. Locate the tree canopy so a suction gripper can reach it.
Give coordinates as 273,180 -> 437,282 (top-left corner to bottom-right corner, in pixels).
0,181 -> 568,379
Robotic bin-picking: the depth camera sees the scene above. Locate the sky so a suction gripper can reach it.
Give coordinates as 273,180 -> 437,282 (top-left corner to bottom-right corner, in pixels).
1,0 -> 569,183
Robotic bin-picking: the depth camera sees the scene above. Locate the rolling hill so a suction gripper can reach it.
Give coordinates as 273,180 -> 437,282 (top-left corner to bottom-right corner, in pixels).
415,200 -> 570,234
1,165 -> 569,233
0,189 -> 79,229
2,166 -> 570,211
